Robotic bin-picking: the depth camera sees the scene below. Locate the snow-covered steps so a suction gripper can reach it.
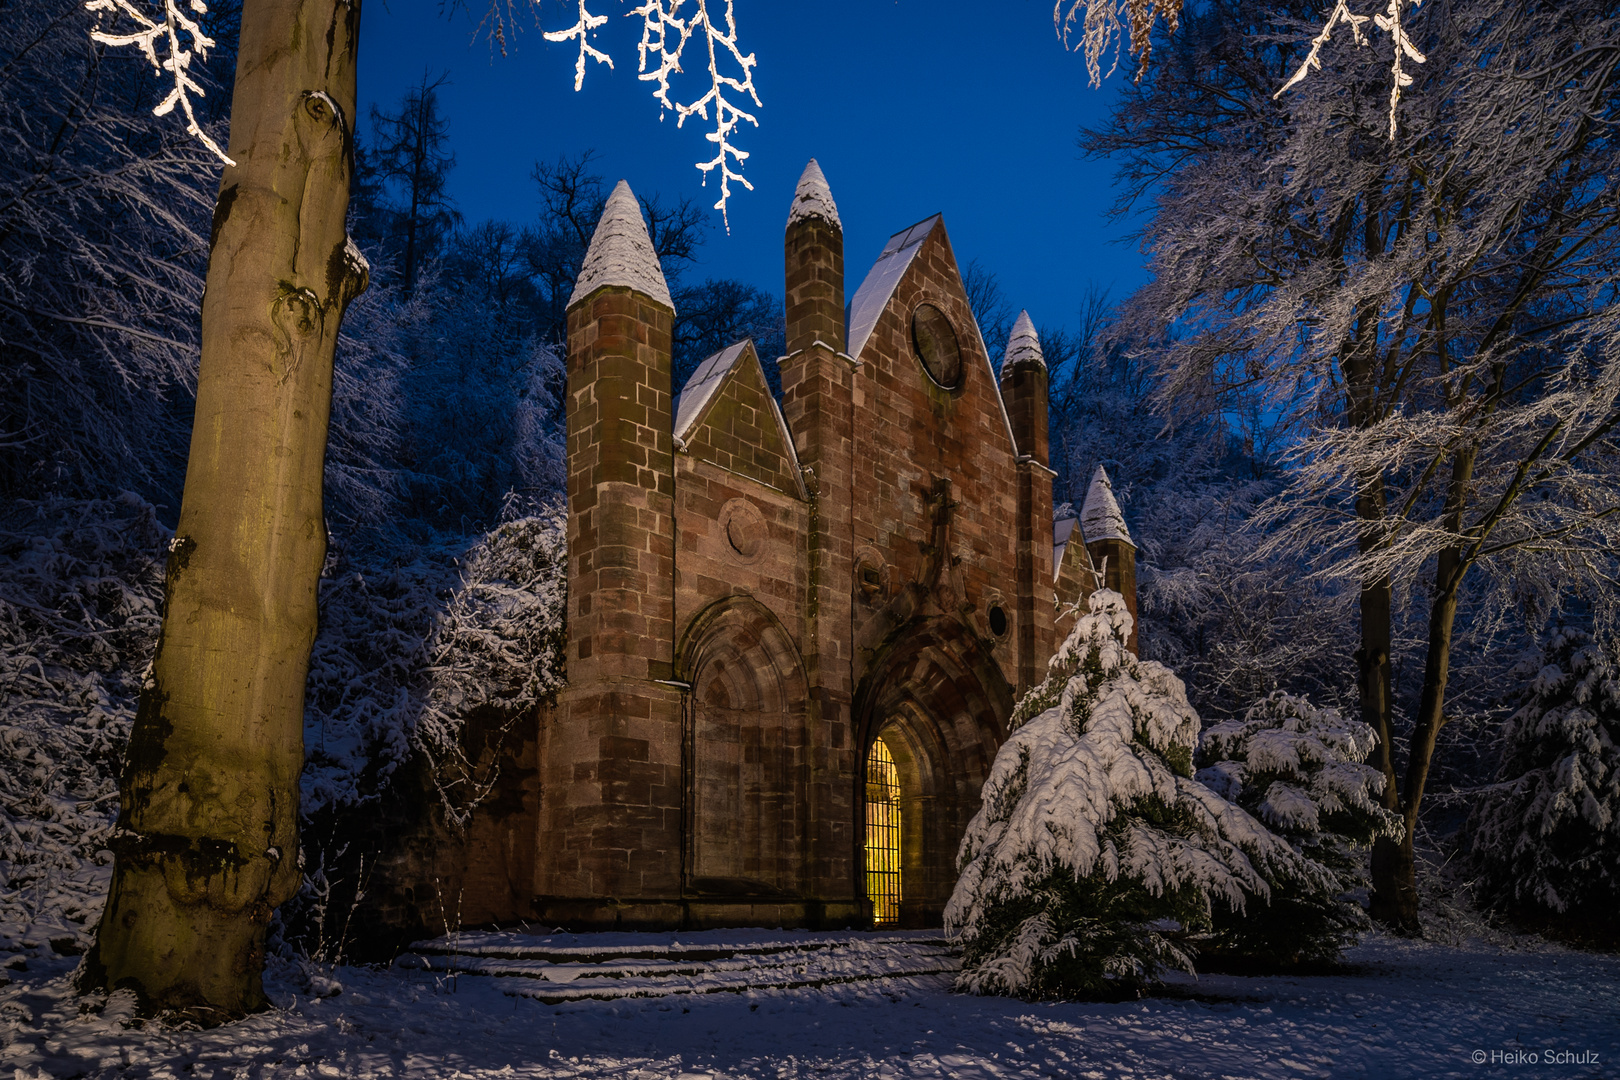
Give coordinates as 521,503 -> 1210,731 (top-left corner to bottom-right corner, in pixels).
395,927 -> 961,1003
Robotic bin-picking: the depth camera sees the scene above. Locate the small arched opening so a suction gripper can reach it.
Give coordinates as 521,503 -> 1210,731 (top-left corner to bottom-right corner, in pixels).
864,735 -> 902,925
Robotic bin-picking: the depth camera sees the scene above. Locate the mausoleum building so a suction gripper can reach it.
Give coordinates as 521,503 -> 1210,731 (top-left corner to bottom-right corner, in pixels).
498,162 -> 1141,931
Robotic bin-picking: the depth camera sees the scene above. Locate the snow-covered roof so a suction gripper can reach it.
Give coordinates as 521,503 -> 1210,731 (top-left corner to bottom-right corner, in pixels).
846,215 -> 939,362
1080,465 -> 1133,547
672,339 -> 808,499
1053,515 -> 1080,583
786,159 -> 841,231
673,340 -> 751,439
1000,310 -> 1045,377
568,180 -> 674,312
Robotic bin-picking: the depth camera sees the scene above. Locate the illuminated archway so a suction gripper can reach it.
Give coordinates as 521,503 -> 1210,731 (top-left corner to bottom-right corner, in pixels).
864,736 -> 902,925
854,617 -> 1013,927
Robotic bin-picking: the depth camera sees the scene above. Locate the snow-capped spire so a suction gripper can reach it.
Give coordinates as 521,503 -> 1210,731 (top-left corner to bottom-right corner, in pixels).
786,159 -> 841,231
569,180 -> 674,311
1000,310 -> 1045,377
1081,465 -> 1133,546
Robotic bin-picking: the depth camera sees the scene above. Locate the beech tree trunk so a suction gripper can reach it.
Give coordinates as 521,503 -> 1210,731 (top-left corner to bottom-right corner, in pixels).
81,0 -> 366,1020
1372,445 -> 1478,933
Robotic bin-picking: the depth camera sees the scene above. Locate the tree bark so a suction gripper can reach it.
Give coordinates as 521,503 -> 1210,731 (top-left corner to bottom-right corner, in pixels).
1375,445 -> 1477,933
82,0 -> 366,1021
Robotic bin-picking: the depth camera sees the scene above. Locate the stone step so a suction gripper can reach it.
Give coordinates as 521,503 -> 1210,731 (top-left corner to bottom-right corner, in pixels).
395,928 -> 961,1003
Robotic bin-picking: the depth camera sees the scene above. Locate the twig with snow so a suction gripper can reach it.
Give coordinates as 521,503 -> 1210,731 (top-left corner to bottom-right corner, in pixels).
629,0 -> 759,229
85,0 -> 233,165
543,0 -> 613,90
1276,0 -> 1426,139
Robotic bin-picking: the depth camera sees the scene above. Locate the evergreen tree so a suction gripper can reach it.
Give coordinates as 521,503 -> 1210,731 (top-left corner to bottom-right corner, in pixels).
1197,692 -> 1403,965
369,73 -> 462,297
946,591 -> 1329,999
1464,628 -> 1620,931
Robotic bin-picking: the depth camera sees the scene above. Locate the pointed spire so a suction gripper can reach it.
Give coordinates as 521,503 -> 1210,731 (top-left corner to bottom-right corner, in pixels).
569,180 -> 674,312
1000,310 -> 1045,377
1081,465 -> 1133,546
786,159 -> 841,231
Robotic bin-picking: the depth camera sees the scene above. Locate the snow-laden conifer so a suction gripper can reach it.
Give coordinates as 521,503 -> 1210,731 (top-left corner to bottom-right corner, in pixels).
1464,629 -> 1620,922
1196,693 -> 1403,964
946,590 -> 1329,999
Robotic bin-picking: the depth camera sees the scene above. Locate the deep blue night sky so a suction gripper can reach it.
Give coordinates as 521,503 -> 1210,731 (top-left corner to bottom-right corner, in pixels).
356,0 -> 1149,333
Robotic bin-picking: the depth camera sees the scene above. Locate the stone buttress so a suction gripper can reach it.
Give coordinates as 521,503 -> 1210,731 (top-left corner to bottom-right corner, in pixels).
999,310 -> 1056,697
777,160 -> 864,922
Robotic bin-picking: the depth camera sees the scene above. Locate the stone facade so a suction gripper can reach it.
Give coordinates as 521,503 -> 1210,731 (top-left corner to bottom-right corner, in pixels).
463,166 -> 1137,932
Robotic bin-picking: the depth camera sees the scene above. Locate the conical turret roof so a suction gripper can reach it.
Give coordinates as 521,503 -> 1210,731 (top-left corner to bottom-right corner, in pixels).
569,179 -> 674,311
786,159 -> 841,230
1000,310 -> 1045,377
1080,465 -> 1133,546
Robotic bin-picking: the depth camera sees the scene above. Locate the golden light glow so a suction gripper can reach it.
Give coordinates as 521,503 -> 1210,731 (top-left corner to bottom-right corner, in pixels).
865,735 -> 901,926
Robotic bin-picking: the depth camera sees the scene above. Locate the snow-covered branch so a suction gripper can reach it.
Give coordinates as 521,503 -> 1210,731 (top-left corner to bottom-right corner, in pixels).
629,0 -> 759,229
1276,0 -> 1427,139
1053,0 -> 1185,86
543,0 -> 613,91
85,0 -> 233,165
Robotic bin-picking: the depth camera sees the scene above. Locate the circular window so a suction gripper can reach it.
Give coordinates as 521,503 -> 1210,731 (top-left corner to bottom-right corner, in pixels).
719,498 -> 765,562
988,605 -> 1009,638
911,303 -> 963,389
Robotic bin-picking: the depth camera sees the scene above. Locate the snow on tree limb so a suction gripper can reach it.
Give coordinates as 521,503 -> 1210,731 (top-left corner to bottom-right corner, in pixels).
534,0 -> 760,229
85,0 -> 233,165
1276,0 -> 1427,139
543,0 -> 613,90
1053,0 -> 1185,86
629,0 -> 760,230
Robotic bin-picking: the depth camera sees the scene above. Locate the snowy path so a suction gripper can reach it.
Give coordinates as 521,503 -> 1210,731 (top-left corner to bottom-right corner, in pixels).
2,932 -> 1616,1079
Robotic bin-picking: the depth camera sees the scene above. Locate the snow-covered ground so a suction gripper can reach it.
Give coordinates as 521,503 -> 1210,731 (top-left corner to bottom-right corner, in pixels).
3,930 -> 1616,1079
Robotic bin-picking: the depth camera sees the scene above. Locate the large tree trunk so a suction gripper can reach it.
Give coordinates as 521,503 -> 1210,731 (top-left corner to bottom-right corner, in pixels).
1376,447 -> 1477,933
81,0 -> 366,1021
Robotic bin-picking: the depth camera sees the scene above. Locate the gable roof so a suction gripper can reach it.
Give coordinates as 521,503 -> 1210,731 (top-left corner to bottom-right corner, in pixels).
673,339 -> 808,500
844,214 -> 1022,460
846,215 -> 939,363
1053,515 -> 1091,583
674,340 -> 750,440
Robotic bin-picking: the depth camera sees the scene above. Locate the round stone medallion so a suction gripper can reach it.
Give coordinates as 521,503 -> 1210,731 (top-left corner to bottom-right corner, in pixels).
720,498 -> 766,561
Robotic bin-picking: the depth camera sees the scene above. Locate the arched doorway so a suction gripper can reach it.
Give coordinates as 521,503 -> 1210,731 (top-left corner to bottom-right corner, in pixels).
855,618 -> 1013,927
677,596 -> 808,898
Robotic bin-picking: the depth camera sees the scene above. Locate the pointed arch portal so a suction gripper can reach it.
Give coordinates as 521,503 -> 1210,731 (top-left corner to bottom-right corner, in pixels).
855,617 -> 1013,927
677,596 -> 809,899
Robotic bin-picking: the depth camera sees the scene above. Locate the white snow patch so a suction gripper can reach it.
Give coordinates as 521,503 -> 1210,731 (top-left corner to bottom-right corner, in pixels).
673,340 -> 750,440
568,179 -> 674,312
845,215 -> 938,363
5,927 -> 1614,1078
1000,309 -> 1046,376
1053,514 -> 1080,583
1080,464 -> 1133,546
786,159 -> 841,230
344,234 -> 370,277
